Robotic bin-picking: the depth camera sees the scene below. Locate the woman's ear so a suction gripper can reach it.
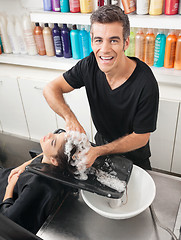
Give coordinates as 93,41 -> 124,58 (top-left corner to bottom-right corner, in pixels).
50,157 -> 59,166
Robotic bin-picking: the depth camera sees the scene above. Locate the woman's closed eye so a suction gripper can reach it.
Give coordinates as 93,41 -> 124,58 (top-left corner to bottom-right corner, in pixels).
51,139 -> 56,147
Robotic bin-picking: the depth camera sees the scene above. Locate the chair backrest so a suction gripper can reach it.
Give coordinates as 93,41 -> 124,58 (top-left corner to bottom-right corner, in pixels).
0,214 -> 42,240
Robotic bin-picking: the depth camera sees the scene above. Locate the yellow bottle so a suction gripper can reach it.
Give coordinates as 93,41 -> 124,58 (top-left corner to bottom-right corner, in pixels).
164,30 -> 177,68
149,0 -> 163,15
174,33 -> 181,70
135,28 -> 145,62
144,29 -> 155,66
80,0 -> 93,13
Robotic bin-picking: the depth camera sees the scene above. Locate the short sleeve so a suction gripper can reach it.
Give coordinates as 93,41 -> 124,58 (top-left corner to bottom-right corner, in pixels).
63,59 -> 86,89
133,78 -> 159,134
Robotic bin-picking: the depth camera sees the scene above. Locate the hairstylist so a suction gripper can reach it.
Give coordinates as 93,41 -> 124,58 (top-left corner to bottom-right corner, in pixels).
43,5 -> 159,170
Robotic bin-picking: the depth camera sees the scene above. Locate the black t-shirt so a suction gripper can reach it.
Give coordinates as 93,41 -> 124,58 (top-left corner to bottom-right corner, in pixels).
63,52 -> 159,163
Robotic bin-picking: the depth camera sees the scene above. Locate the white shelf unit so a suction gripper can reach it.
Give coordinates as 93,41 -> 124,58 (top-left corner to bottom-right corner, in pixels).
0,11 -> 181,81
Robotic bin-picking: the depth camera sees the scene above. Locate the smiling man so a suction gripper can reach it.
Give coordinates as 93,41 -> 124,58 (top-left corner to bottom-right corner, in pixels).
43,5 -> 159,170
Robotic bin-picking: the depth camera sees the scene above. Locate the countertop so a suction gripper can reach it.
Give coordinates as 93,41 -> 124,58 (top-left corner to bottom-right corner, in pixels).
37,171 -> 181,240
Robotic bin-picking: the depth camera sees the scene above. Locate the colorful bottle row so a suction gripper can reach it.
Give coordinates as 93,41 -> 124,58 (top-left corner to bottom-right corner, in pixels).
34,22 -> 92,59
43,0 -> 181,15
43,0 -> 93,13
0,15 -> 92,60
125,28 -> 181,70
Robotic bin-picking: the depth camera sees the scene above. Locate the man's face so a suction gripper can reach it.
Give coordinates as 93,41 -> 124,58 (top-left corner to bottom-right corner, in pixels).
91,22 -> 128,75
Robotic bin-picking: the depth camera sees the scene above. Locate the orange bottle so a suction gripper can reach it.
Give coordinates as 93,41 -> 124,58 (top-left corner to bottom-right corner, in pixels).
174,33 -> 181,70
121,0 -> 136,14
135,28 -> 145,62
144,29 -> 155,66
164,31 -> 177,68
0,45 -> 2,54
34,22 -> 46,56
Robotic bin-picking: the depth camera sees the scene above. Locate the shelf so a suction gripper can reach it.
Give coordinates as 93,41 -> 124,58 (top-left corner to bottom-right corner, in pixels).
0,54 -> 181,86
30,11 -> 181,29
0,53 -> 78,71
30,11 -> 91,25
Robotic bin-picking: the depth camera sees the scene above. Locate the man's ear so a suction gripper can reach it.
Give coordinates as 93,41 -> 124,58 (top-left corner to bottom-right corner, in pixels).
124,36 -> 130,52
50,157 -> 59,166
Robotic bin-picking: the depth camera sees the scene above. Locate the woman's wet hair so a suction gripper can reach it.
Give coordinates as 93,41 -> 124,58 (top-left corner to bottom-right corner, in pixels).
90,5 -> 130,44
53,139 -> 78,176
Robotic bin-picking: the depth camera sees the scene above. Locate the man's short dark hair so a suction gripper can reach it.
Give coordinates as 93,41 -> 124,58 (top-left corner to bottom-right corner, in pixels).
90,5 -> 130,43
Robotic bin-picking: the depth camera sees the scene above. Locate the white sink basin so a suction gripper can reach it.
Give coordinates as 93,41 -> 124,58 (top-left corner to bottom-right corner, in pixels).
81,165 -> 156,219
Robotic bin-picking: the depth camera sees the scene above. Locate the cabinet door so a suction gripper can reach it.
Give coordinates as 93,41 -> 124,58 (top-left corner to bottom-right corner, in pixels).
18,77 -> 57,140
0,76 -> 29,137
171,103 -> 181,174
150,99 -> 179,171
57,88 -> 92,141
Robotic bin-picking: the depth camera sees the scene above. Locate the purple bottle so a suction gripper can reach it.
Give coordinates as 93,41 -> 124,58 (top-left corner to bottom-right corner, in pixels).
52,23 -> 63,57
51,0 -> 60,11
43,0 -> 52,11
61,24 -> 72,58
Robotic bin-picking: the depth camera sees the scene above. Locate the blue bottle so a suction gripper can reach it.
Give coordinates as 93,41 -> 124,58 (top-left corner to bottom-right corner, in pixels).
61,24 -> 72,58
52,23 -> 63,57
79,25 -> 90,59
154,30 -> 166,67
43,0 -> 52,11
0,36 -> 3,53
70,25 -> 81,59
87,26 -> 92,54
60,0 -> 70,12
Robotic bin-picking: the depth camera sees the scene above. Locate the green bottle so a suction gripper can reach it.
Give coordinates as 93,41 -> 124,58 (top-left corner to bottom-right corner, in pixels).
125,28 -> 135,57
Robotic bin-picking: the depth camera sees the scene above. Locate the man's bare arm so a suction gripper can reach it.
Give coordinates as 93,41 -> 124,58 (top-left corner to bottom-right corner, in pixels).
86,132 -> 150,167
43,75 -> 85,133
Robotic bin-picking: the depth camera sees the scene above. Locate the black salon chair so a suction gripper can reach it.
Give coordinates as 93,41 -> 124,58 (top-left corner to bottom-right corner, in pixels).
0,213 -> 43,240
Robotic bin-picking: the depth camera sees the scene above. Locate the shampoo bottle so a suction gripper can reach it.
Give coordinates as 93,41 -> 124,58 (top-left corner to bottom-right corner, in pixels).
0,44 -> 2,54
7,16 -> 20,54
174,33 -> 181,70
70,25 -> 81,59
79,25 -> 90,59
60,0 -> 70,12
52,23 -> 63,57
121,0 -> 136,14
69,0 -> 80,12
136,0 -> 149,14
43,0 -> 52,10
149,0 -> 163,15
125,27 -> 135,57
0,36 -> 3,53
22,15 -> 37,55
144,29 -> 155,66
154,30 -> 166,67
51,0 -> 60,11
43,23 -> 55,56
164,30 -> 177,68
179,0 -> 181,14
80,0 -> 93,13
165,0 -> 179,15
34,22 -> 46,55
98,0 -> 104,7
0,15 -> 12,53
15,17 -> 27,55
61,24 -> 72,58
135,28 -> 145,62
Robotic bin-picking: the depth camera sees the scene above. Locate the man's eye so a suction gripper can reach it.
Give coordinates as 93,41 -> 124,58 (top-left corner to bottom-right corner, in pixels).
94,39 -> 102,43
111,40 -> 118,43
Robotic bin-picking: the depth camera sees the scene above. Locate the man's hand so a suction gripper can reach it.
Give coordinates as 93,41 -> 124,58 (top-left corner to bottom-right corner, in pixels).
85,146 -> 101,168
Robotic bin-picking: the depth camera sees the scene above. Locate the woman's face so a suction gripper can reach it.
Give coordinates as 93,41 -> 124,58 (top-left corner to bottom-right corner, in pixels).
40,132 -> 65,161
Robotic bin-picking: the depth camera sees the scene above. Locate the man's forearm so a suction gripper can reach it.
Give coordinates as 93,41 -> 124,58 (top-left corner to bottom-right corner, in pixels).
43,82 -> 76,122
96,132 -> 150,157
